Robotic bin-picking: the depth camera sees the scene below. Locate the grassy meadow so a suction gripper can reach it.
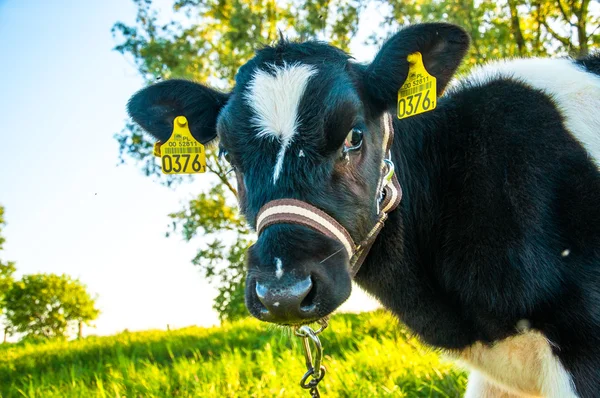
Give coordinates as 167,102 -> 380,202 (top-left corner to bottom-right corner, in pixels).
0,311 -> 467,397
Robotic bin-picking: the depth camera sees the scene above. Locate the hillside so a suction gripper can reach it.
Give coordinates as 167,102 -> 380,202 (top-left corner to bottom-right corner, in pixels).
0,311 -> 466,397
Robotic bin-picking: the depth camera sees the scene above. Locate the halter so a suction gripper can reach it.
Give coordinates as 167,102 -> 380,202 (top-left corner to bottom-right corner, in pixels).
255,113 -> 402,277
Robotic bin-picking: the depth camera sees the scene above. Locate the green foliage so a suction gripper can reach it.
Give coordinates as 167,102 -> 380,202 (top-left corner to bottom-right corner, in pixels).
0,311 -> 467,397
0,205 -> 16,319
383,0 -> 600,69
0,205 -> 6,251
4,274 -> 100,340
168,183 -> 252,322
0,262 -> 15,314
207,237 -> 251,321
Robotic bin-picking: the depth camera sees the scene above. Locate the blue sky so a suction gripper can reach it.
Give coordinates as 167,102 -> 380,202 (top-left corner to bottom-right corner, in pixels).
0,0 -> 380,337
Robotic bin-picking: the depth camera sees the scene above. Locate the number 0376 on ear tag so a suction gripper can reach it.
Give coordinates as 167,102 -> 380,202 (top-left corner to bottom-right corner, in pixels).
397,52 -> 437,120
153,116 -> 206,174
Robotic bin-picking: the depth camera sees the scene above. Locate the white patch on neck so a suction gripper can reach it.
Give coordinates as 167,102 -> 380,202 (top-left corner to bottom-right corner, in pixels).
457,330 -> 578,398
275,257 -> 284,279
461,58 -> 600,170
244,63 -> 317,183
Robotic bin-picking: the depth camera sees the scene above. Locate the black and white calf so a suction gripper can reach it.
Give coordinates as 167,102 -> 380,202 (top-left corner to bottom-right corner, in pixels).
127,23 -> 600,397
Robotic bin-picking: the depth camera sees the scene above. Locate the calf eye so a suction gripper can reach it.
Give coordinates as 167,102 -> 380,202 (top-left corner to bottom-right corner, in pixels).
344,128 -> 363,152
219,147 -> 237,174
219,147 -> 232,163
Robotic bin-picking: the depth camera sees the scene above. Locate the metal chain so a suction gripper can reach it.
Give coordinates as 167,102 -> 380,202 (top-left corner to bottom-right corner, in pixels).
294,319 -> 328,398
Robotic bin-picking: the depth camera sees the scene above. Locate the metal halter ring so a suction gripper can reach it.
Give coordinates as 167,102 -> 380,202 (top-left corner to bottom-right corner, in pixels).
294,320 -> 329,397
300,366 -> 327,389
383,158 -> 395,182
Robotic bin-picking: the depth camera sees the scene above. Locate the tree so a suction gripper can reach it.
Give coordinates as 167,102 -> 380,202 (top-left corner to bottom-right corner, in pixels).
0,205 -> 16,343
167,184 -> 253,322
113,0 -> 599,321
0,263 -> 15,343
0,206 -> 15,308
0,205 -> 6,252
4,274 -> 99,340
382,0 -> 600,69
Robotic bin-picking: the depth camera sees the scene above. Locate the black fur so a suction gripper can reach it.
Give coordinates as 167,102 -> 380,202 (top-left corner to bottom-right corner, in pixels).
127,23 -> 600,396
359,76 -> 600,396
576,52 -> 600,75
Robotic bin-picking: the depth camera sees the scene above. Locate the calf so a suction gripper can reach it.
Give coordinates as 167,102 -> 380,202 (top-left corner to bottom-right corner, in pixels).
127,23 -> 600,397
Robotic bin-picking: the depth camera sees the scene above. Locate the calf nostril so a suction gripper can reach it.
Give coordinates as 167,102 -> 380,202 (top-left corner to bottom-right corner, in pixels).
289,277 -> 312,303
255,282 -> 268,301
254,282 -> 269,314
255,282 -> 271,312
300,276 -> 317,312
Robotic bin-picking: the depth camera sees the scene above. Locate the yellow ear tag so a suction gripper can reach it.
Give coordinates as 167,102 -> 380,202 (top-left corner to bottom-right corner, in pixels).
397,52 -> 437,119
158,116 -> 206,174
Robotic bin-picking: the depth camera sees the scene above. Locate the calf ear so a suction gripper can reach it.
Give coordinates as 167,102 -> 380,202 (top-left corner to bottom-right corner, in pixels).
364,23 -> 469,111
127,79 -> 230,144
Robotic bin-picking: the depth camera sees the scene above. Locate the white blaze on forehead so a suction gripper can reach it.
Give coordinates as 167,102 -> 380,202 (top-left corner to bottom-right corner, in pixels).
244,63 -> 317,183
275,257 -> 284,279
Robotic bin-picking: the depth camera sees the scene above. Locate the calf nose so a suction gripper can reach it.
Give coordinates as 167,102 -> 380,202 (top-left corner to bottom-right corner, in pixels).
255,276 -> 316,323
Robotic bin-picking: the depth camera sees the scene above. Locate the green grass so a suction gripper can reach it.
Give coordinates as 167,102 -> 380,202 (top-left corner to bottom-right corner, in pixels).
0,311 -> 467,397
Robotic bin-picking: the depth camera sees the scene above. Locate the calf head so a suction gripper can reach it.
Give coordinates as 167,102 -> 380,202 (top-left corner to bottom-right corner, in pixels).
128,23 -> 469,325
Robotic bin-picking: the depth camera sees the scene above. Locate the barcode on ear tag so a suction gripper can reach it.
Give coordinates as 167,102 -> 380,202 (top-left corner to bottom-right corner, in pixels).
159,116 -> 206,174
397,52 -> 437,119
